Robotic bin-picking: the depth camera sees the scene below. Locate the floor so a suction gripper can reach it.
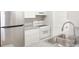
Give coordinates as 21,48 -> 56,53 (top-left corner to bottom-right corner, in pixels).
2,39 -> 79,47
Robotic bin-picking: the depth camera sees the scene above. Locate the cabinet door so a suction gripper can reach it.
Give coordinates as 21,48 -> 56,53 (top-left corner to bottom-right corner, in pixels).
25,28 -> 40,46
24,11 -> 36,18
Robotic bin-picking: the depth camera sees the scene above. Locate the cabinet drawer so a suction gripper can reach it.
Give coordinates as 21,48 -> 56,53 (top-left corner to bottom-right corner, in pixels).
39,26 -> 50,39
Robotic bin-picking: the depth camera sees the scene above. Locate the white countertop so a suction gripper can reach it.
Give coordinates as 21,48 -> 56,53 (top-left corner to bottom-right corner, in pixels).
24,25 -> 49,30
24,26 -> 39,30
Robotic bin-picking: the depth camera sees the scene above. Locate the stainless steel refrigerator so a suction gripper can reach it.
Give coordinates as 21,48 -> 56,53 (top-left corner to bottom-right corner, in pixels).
0,11 -> 24,47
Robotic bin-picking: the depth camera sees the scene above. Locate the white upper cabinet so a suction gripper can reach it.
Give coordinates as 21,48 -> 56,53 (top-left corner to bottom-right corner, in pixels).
24,11 -> 47,18
24,11 -> 36,18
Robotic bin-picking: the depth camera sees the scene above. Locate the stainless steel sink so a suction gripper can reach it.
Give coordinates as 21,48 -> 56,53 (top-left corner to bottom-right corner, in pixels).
56,34 -> 75,47
57,34 -> 66,39
48,34 -> 76,47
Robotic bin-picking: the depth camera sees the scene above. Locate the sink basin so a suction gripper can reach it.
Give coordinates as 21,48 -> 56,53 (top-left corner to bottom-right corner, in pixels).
57,34 -> 66,39
56,34 -> 75,47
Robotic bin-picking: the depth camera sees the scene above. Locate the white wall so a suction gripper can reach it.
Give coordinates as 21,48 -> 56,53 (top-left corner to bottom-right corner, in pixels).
44,11 -> 53,38
45,11 -> 68,37
45,11 -> 79,38
52,11 -> 79,37
53,11 -> 67,37
67,11 -> 79,37
67,11 -> 79,26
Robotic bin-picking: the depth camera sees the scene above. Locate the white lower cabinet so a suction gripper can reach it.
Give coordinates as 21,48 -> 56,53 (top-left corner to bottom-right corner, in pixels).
25,28 -> 40,46
39,26 -> 50,39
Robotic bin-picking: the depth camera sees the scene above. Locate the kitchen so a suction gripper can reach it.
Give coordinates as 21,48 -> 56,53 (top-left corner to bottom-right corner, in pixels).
1,11 -> 79,47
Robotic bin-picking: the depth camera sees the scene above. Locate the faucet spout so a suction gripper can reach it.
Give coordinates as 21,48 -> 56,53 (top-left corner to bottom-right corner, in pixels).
61,21 -> 76,44
61,21 -> 75,31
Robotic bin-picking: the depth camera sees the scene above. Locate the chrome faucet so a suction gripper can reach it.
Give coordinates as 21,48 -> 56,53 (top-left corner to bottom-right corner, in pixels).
61,21 -> 76,44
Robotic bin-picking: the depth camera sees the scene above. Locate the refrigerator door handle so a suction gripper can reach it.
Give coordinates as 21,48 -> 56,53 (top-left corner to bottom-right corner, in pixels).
1,24 -> 24,28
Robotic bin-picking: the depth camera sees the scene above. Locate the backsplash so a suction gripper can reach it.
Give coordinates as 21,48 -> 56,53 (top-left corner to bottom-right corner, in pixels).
24,18 -> 34,27
24,18 -> 34,23
36,15 -> 46,20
